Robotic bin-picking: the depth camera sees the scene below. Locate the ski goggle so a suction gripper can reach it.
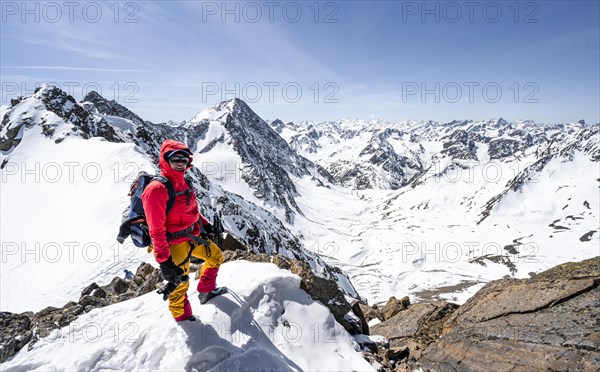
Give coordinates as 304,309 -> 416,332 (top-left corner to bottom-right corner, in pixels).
169,156 -> 190,165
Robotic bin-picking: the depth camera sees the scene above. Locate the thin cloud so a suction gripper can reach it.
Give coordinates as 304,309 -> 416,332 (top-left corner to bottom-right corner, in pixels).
1,66 -> 142,72
22,37 -> 125,60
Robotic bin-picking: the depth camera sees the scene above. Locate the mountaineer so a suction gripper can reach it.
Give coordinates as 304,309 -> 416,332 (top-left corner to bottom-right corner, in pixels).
142,140 -> 225,321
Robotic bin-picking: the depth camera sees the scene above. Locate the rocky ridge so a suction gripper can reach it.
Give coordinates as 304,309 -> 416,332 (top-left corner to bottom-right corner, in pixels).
0,237 -> 369,363
359,256 -> 600,371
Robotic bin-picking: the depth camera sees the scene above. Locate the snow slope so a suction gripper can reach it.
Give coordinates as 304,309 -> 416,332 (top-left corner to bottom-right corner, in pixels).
1,127 -> 152,313
2,261 -> 373,371
276,119 -> 600,305
0,88 -> 357,314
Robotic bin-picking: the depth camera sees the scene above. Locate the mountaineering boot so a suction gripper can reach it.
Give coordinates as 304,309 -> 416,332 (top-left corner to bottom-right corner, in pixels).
198,287 -> 227,304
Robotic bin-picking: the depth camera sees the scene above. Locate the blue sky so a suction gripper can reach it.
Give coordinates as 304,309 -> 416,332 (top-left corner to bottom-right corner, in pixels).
1,0 -> 598,124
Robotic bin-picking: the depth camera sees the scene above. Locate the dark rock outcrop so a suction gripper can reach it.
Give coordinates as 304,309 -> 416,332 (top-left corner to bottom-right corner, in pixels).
82,91 -> 146,126
440,129 -> 478,160
35,85 -> 120,143
488,138 -> 525,160
381,295 -> 411,320
222,232 -> 247,252
0,313 -> 32,363
370,301 -> 458,366
0,262 -> 162,361
359,303 -> 384,323
361,257 -> 600,371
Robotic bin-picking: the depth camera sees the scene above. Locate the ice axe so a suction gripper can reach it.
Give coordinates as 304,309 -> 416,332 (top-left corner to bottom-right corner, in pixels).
157,274 -> 189,301
211,211 -> 225,248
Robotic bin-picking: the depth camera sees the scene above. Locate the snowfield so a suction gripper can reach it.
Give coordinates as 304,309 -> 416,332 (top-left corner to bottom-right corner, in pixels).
1,261 -> 374,371
1,128 -> 153,313
278,119 -> 600,305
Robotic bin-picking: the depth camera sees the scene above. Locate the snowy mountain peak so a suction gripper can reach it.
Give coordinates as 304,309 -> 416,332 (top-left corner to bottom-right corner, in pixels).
31,83 -> 59,99
186,98 -> 335,222
492,117 -> 509,127
188,98 -> 247,124
81,90 -> 145,126
0,85 -> 120,151
81,89 -> 103,101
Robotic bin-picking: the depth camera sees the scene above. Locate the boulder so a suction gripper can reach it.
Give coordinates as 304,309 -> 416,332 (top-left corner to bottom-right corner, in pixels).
359,303 -> 384,323
0,312 -> 32,363
108,277 -> 132,295
134,265 -> 162,296
57,301 -> 84,327
135,262 -> 156,279
371,301 -> 458,351
381,296 -> 410,320
31,306 -> 63,339
78,295 -> 109,312
80,282 -> 107,299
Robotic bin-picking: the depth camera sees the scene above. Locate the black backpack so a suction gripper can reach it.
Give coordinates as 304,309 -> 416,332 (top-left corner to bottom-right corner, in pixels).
116,171 -> 195,247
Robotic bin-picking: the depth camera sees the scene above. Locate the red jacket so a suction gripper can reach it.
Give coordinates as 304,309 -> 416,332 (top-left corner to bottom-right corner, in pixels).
142,140 -> 208,263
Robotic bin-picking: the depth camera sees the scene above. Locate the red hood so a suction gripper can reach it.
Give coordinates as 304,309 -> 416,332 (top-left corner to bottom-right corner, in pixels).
159,140 -> 193,184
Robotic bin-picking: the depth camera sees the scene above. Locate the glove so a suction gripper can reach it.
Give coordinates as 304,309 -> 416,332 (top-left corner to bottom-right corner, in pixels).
159,257 -> 184,283
201,223 -> 213,239
157,274 -> 189,300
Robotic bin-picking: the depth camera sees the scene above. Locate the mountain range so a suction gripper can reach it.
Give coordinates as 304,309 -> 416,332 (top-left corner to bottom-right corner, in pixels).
1,84 -> 598,308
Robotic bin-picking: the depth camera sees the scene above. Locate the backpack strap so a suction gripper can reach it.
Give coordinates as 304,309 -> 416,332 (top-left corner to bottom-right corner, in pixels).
182,177 -> 195,205
154,176 -> 196,211
152,176 -> 178,214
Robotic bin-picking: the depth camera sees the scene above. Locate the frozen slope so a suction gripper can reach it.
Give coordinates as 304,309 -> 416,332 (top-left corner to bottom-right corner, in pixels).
279,120 -> 600,305
2,261 -> 374,371
309,154 -> 598,305
0,89 -> 359,314
0,128 -> 153,313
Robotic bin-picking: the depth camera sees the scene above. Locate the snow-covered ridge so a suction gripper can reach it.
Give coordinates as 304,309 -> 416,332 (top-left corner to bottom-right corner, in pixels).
187,97 -> 334,223
1,261 -> 373,371
81,91 -> 146,126
0,85 -> 359,315
0,84 -> 121,152
271,117 -> 598,190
